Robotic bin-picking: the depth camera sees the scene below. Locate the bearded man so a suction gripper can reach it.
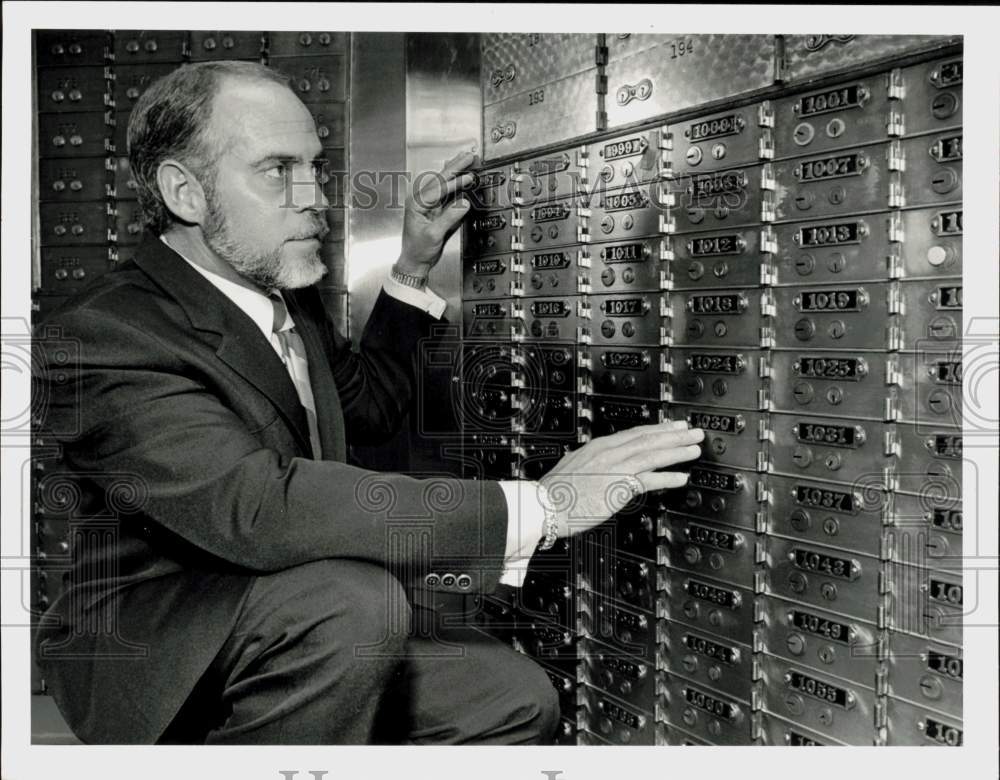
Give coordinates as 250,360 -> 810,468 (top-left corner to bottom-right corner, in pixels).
33,61 -> 703,745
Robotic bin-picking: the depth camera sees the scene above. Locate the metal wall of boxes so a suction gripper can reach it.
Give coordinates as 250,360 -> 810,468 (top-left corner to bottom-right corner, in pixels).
30,29 -> 352,694
463,33 -> 964,746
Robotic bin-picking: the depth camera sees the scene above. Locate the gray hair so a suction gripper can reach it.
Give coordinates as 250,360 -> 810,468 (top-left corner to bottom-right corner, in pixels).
127,60 -> 292,235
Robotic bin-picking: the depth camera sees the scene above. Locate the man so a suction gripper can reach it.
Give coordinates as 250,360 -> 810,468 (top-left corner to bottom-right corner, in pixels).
33,61 -> 704,744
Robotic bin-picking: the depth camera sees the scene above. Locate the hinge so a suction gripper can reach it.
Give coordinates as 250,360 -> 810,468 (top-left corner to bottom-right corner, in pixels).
757,387 -> 771,411
760,162 -> 775,191
595,72 -> 608,95
759,127 -> 775,160
577,249 -> 591,268
760,258 -> 777,285
887,323 -> 902,351
884,395 -> 899,422
883,427 -> 899,457
660,237 -> 675,262
758,351 -> 771,379
755,451 -> 769,472
887,67 -> 905,100
880,530 -> 895,561
887,139 -> 905,171
887,281 -> 903,314
886,354 -> 902,385
595,38 -> 608,67
760,289 -> 776,317
760,324 -> 775,348
875,697 -> 888,728
659,213 -> 676,234
888,211 -> 904,243
754,542 -> 766,566
758,99 -> 775,128
754,510 -> 768,534
887,109 -> 905,137
888,176 -> 905,208
887,245 -> 903,278
760,225 -> 777,254
760,193 -> 776,223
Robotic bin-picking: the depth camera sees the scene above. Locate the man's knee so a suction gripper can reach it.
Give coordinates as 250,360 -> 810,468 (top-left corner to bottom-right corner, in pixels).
245,559 -> 412,656
512,659 -> 561,743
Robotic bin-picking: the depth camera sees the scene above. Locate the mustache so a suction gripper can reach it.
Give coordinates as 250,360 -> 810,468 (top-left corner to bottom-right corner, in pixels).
288,218 -> 330,242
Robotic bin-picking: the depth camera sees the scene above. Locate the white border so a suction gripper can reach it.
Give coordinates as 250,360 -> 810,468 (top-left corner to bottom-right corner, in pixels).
3,4 -> 998,780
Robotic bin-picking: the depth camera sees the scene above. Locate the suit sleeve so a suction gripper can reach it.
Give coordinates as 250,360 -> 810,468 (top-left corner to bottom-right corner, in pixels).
318,288 -> 446,446
34,308 -> 507,584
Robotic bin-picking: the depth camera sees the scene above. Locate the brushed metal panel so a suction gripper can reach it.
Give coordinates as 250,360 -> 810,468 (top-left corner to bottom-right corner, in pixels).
780,34 -> 949,83
605,33 -> 676,63
482,33 -> 598,105
605,36 -> 777,130
483,68 -> 600,160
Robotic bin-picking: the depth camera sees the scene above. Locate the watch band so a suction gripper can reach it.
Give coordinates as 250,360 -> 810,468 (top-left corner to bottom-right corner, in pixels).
535,481 -> 560,551
390,264 -> 429,289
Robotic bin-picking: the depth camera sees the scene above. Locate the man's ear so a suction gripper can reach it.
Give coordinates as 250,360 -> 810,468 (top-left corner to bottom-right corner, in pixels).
156,160 -> 209,225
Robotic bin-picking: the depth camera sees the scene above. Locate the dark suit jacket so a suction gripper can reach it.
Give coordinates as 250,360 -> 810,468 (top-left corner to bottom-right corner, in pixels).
33,231 -> 508,744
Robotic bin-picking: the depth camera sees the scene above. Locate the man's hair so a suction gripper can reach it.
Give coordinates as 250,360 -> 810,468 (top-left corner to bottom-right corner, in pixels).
127,61 -> 292,235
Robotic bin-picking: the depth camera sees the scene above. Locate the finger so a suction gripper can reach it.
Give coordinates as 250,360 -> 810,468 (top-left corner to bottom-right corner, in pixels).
588,419 -> 691,450
440,150 -> 478,178
636,470 -> 690,492
430,198 -> 472,240
412,171 -> 476,212
617,443 -> 704,475
607,426 -> 705,456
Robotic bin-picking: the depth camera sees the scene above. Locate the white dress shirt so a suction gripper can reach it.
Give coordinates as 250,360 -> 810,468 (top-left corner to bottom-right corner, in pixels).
163,237 -> 545,586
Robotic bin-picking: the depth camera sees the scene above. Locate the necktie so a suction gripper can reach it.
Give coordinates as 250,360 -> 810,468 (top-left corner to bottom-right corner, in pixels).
270,293 -> 323,459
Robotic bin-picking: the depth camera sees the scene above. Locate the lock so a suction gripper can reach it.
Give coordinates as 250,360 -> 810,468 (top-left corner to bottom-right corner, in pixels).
794,319 -> 815,341
792,382 -> 814,404
826,252 -> 846,273
930,92 -> 958,120
930,168 -> 959,194
793,122 -> 815,146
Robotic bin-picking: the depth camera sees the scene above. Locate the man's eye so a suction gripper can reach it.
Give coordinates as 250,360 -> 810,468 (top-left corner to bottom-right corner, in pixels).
264,164 -> 287,179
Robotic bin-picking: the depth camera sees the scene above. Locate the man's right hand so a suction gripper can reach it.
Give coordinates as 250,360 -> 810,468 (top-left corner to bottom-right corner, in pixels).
540,420 -> 704,539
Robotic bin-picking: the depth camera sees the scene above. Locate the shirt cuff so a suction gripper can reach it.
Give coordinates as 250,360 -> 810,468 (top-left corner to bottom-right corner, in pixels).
383,274 -> 447,319
497,480 -> 547,588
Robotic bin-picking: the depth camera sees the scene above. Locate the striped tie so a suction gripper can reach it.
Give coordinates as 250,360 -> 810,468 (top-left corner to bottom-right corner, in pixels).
270,293 -> 323,459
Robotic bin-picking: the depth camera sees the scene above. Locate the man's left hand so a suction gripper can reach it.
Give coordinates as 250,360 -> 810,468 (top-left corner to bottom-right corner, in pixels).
397,150 -> 478,276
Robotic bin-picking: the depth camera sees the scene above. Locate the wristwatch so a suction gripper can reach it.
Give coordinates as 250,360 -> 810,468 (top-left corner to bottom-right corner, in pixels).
390,264 -> 429,289
535,481 -> 560,551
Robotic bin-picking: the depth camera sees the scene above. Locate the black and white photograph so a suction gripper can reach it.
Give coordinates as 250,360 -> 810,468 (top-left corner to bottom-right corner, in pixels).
1,3 -> 997,780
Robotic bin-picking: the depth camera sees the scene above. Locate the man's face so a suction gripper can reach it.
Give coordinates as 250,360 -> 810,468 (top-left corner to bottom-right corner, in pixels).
200,77 -> 330,290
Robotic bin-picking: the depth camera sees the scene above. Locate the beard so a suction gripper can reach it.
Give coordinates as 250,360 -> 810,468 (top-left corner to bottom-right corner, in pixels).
202,181 -> 330,291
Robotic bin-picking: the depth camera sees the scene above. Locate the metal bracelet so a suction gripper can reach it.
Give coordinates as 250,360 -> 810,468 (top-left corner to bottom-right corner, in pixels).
390,264 -> 429,289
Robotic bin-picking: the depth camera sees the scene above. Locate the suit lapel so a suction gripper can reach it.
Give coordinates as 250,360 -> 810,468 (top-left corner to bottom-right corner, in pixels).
286,291 -> 348,462
131,232 -> 314,457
